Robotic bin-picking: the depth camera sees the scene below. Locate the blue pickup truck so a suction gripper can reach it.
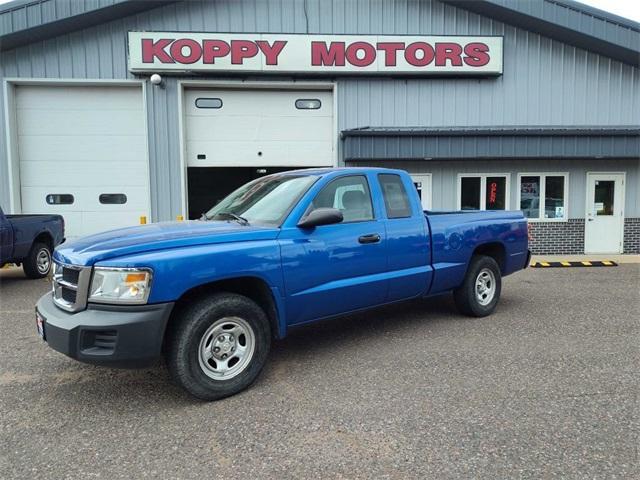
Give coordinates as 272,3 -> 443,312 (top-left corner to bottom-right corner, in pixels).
1,206 -> 65,278
36,168 -> 529,400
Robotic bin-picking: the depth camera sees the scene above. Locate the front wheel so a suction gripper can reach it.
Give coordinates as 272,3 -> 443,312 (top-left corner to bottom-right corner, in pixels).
453,255 -> 502,317
166,293 -> 271,401
23,242 -> 52,279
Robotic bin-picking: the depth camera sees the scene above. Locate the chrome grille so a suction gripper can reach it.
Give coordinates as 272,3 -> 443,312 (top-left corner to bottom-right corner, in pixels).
52,261 -> 92,312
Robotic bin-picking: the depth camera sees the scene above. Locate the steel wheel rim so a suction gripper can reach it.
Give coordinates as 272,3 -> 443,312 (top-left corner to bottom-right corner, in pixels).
36,248 -> 51,274
475,268 -> 496,306
198,316 -> 256,381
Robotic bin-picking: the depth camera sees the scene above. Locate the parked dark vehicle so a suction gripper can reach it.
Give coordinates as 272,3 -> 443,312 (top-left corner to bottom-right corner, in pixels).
0,206 -> 65,278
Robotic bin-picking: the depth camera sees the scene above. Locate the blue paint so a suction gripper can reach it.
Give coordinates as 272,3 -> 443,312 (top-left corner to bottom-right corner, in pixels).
53,168 -> 529,338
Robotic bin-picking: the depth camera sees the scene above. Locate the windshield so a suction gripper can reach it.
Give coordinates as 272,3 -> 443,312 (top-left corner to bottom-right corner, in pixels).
204,174 -> 317,225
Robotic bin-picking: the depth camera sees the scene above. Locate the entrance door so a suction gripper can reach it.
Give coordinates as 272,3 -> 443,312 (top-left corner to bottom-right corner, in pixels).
411,174 -> 432,210
585,173 -> 625,254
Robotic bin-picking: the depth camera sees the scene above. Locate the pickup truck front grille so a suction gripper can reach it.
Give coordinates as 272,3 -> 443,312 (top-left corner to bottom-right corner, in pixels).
52,262 -> 91,313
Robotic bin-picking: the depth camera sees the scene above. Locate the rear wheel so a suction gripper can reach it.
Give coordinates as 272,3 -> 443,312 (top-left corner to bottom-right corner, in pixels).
453,255 -> 502,317
23,242 -> 52,279
166,293 -> 271,401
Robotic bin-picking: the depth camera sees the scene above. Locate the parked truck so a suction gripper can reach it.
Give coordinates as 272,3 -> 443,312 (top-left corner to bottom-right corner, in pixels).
36,168 -> 530,400
1,206 -> 65,278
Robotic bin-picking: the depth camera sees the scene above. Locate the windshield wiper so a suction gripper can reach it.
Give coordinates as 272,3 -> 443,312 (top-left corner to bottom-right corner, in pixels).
212,211 -> 250,226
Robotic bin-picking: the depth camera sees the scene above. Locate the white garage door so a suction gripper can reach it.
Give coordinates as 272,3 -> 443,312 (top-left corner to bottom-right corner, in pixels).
16,85 -> 150,239
185,88 -> 334,167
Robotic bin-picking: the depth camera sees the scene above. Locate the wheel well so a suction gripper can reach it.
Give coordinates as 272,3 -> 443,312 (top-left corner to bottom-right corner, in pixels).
472,242 -> 505,273
169,277 -> 280,339
33,232 -> 53,251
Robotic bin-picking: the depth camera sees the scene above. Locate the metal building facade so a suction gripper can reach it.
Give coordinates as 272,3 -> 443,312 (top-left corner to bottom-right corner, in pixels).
1,0 -> 639,253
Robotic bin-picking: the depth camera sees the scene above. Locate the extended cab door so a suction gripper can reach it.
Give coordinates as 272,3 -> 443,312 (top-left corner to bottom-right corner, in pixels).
376,173 -> 432,301
279,174 -> 388,324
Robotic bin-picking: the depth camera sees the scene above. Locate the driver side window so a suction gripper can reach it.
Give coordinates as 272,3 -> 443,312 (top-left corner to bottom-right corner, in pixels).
307,175 -> 374,223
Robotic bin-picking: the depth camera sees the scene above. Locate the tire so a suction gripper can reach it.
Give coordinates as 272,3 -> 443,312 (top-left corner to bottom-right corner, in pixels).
453,255 -> 502,317
23,242 -> 52,279
166,292 -> 271,401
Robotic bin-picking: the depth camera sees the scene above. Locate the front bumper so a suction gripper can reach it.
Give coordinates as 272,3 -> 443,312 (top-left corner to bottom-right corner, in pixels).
36,292 -> 174,368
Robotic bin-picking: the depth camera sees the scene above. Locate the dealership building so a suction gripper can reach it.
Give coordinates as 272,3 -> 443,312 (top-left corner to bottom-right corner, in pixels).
0,0 -> 638,254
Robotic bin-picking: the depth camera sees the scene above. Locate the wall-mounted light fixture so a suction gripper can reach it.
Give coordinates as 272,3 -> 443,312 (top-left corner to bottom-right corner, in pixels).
150,73 -> 164,88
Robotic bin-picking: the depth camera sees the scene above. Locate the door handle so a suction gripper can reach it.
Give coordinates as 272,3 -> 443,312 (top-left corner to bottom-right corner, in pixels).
358,233 -> 381,244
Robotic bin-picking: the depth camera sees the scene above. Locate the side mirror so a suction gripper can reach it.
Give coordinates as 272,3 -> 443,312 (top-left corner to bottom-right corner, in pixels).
297,208 -> 343,229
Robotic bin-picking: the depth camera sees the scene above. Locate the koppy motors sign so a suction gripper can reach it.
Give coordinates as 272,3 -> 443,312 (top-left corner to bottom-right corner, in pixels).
128,32 -> 503,75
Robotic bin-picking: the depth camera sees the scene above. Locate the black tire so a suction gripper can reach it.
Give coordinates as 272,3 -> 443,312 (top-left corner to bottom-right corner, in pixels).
453,255 -> 502,317
23,242 -> 52,279
166,292 -> 271,401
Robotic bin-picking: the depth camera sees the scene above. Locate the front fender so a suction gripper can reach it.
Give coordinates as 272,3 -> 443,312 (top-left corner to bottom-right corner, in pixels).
93,240 -> 284,305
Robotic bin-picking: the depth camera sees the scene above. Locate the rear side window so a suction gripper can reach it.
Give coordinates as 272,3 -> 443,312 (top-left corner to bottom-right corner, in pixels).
378,174 -> 412,218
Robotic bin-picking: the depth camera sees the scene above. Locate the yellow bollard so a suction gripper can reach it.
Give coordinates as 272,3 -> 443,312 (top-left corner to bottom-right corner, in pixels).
176,215 -> 184,221
140,216 -> 147,225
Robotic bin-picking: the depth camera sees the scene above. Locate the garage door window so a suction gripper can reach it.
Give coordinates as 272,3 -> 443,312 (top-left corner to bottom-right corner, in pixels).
99,193 -> 127,205
195,98 -> 223,109
517,173 -> 568,221
458,174 -> 510,211
295,99 -> 321,110
46,194 -> 74,205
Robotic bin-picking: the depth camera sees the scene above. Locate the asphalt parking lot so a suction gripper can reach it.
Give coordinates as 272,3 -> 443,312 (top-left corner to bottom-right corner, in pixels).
1,265 -> 638,479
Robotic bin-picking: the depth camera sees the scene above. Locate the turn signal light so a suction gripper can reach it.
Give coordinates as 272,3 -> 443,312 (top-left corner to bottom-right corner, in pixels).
125,273 -> 147,283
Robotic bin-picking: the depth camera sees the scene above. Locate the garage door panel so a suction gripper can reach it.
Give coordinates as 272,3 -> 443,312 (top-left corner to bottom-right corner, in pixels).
19,162 -> 149,187
187,141 -> 332,167
80,211 -> 147,237
17,85 -> 150,239
186,117 -> 261,141
185,89 -> 333,116
257,117 -> 332,141
18,110 -> 145,136
185,88 -> 334,167
18,135 -> 146,162
21,186 -> 149,211
17,86 -> 143,110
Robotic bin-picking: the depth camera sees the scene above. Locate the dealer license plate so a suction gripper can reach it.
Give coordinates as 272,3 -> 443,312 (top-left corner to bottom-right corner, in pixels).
36,309 -> 46,341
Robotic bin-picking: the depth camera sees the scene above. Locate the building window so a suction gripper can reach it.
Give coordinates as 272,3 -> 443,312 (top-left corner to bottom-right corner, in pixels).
99,193 -> 127,205
295,99 -> 321,110
195,98 -> 222,109
518,173 -> 568,221
46,194 -> 74,205
458,174 -> 510,211
378,174 -> 412,218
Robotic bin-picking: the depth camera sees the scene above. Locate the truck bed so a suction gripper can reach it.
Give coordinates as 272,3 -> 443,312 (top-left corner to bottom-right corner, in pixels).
425,210 -> 529,294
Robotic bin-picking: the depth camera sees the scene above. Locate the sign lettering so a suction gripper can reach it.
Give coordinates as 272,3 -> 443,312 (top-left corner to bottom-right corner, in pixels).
128,32 -> 503,75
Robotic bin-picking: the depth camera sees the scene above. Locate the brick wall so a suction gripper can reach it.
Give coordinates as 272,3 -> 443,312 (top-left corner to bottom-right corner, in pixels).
624,218 -> 640,254
528,219 -> 585,254
529,218 -> 640,254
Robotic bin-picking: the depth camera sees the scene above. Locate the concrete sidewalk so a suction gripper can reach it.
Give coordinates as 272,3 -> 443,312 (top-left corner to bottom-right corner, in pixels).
531,254 -> 640,264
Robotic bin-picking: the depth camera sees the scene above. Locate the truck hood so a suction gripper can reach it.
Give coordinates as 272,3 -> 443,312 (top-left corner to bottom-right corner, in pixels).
53,220 -> 280,266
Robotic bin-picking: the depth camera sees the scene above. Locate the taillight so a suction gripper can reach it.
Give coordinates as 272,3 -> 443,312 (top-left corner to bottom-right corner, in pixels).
527,222 -> 533,241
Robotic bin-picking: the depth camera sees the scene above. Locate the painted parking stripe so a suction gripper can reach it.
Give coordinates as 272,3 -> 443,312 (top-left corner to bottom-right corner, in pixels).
529,261 -> 618,268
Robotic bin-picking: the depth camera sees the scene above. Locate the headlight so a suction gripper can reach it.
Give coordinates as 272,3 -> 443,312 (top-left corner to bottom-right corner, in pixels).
89,267 -> 152,304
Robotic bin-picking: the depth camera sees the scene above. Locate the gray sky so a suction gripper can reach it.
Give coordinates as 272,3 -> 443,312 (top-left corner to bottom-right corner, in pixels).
0,0 -> 638,22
